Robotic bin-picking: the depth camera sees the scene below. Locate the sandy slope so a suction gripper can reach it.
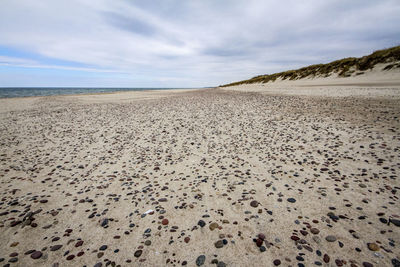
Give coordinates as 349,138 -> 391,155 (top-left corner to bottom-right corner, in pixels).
223,63 -> 400,98
0,87 -> 399,267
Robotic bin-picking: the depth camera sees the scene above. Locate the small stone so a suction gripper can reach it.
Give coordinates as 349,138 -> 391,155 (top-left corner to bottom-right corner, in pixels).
390,219 -> 400,227
184,237 -> 190,243
250,200 -> 259,207
10,242 -> 19,247
196,255 -> 206,266
273,259 -> 281,266
326,235 -> 337,242
50,245 -> 62,251
66,255 -> 75,260
101,218 -> 109,227
144,240 -> 151,246
198,220 -> 206,227
209,222 -> 219,231
217,261 -> 226,267
362,262 -> 373,267
323,254 -> 330,263
75,241 -> 83,247
162,219 -> 169,225
134,250 -> 142,258
99,245 -> 107,251
291,236 -> 300,241
31,251 -> 42,259
215,240 -> 224,248
310,228 -> 320,234
287,198 -> 296,203
367,243 -> 379,251
94,263 -> 102,267
391,258 -> 400,267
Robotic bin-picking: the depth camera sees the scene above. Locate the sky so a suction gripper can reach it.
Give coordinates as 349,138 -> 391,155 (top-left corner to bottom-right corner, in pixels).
0,0 -> 399,88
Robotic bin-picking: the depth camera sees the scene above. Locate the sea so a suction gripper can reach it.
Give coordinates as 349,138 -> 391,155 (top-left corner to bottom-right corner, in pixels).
0,87 -> 194,98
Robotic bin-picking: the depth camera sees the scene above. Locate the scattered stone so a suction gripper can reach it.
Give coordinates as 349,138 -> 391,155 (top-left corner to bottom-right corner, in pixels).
215,240 -> 224,248
31,251 -> 42,259
250,200 -> 259,207
326,235 -> 337,242
196,255 -> 206,266
368,243 -> 379,251
134,250 -> 142,258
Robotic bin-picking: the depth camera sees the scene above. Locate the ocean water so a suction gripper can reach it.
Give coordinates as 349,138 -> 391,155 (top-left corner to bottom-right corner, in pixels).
0,87 -> 193,98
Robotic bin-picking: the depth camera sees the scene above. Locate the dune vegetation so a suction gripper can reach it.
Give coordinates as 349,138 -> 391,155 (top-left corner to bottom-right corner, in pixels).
221,45 -> 400,87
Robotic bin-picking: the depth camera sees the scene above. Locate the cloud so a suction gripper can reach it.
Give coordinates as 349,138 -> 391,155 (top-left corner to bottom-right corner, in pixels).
0,0 -> 399,87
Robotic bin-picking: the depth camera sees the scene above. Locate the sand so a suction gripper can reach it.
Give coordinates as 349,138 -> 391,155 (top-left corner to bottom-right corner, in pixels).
0,84 -> 400,267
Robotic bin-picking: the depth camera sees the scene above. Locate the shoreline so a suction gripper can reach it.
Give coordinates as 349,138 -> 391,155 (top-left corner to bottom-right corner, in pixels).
0,87 -> 207,100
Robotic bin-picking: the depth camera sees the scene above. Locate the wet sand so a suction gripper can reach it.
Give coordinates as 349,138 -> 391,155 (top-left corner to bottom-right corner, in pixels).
0,87 -> 399,267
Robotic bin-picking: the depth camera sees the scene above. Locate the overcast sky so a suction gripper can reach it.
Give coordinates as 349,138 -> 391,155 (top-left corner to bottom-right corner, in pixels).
0,0 -> 399,87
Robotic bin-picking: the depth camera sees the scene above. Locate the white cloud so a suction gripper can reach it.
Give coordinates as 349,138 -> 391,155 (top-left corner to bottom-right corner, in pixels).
0,0 -> 399,87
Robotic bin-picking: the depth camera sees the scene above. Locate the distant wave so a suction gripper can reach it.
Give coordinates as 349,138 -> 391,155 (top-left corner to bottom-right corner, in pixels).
0,87 -> 193,98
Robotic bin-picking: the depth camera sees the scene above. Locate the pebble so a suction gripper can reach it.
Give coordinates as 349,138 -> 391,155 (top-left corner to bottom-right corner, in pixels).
250,200 -> 259,207
215,240 -> 224,248
362,262 -> 373,267
287,198 -> 296,203
66,255 -> 75,260
134,250 -> 142,258
198,220 -> 206,227
162,219 -> 169,225
209,222 -> 219,231
325,235 -> 337,242
392,259 -> 400,267
196,255 -> 206,266
367,243 -> 379,251
273,259 -> 281,266
50,245 -> 62,251
31,251 -> 42,259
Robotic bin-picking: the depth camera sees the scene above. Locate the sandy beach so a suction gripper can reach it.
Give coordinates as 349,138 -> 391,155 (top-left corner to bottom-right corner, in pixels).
1,85 -> 400,267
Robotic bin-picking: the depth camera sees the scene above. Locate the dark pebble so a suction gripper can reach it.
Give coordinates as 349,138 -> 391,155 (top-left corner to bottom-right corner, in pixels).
250,200 -> 259,207
50,245 -> 62,251
273,259 -> 281,266
66,255 -> 75,260
362,262 -> 373,267
31,251 -> 42,259
196,255 -> 206,266
392,259 -> 400,267
134,250 -> 142,258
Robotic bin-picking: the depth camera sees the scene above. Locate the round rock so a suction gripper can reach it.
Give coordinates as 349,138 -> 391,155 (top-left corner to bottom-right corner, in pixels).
196,255 -> 206,266
325,235 -> 337,242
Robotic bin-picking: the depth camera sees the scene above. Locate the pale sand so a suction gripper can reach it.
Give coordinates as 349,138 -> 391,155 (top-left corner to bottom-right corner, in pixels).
223,63 -> 400,98
0,86 -> 399,267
